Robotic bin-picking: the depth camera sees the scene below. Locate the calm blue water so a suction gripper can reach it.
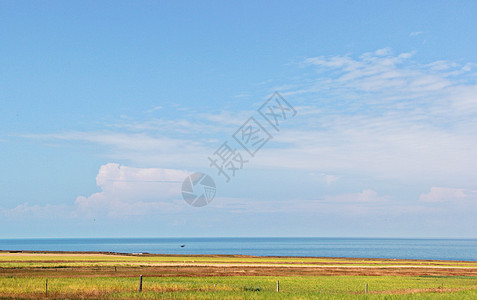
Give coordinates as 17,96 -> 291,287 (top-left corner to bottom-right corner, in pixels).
1,238 -> 476,261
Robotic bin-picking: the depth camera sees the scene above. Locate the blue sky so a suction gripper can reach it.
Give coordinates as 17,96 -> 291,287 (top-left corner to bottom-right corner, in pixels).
1,1 -> 477,238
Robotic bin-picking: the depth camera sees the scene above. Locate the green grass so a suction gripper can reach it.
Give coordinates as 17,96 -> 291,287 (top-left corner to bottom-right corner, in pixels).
1,276 -> 477,299
1,254 -> 477,298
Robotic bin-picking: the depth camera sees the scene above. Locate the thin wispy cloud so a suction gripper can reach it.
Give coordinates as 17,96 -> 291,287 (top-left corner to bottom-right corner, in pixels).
409,31 -> 424,37
14,48 -> 477,226
233,93 -> 250,98
249,49 -> 477,183
145,106 -> 163,113
21,131 -> 210,168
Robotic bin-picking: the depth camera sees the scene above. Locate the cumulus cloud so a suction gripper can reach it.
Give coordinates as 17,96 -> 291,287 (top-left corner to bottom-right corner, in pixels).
1,163 -> 192,219
75,163 -> 190,216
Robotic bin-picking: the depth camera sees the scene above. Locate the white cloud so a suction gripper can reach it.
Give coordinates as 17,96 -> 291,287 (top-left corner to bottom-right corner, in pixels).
199,110 -> 253,126
244,49 -> 477,184
234,93 -> 250,98
409,31 -> 424,37
211,190 -> 385,215
23,131 -> 210,168
324,174 -> 339,185
309,172 -> 339,185
1,164 -> 192,219
426,60 -> 458,71
303,49 -> 456,100
0,203 -> 71,218
17,48 -> 477,189
325,189 -> 387,203
75,163 -> 190,216
419,187 -> 477,203
374,47 -> 392,56
146,105 -> 163,113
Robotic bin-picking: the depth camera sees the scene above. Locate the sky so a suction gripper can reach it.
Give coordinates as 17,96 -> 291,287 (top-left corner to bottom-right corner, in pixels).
1,1 -> 477,238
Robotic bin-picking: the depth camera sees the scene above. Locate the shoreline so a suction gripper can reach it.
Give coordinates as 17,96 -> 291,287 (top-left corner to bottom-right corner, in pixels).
1,250 -> 476,263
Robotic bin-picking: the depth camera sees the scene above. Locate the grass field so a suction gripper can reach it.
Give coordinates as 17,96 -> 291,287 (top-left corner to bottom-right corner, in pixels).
0,251 -> 476,299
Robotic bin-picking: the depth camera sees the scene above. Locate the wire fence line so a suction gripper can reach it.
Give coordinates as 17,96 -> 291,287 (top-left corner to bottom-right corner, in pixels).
14,276 -> 297,296
33,276 -> 371,295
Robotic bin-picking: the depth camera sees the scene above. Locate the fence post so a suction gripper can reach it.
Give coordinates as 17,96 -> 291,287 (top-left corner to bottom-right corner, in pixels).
277,280 -> 279,292
45,279 -> 48,297
139,275 -> 143,292
365,283 -> 368,294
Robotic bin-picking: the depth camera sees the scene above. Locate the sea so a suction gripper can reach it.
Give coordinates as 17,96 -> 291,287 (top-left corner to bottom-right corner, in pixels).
1,237 -> 476,261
